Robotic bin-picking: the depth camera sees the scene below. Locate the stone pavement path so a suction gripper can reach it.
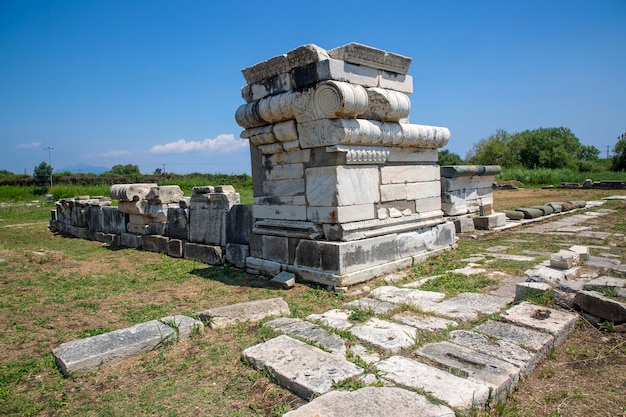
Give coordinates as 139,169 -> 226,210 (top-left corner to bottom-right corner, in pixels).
242,200 -> 625,416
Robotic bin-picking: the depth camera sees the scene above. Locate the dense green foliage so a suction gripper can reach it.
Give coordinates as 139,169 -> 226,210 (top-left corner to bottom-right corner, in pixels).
612,138 -> 626,171
106,164 -> 141,176
438,149 -> 464,165
33,161 -> 53,186
467,127 -> 605,172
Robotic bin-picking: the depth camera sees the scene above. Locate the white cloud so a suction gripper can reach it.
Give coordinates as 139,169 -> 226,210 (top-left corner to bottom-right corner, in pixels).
17,141 -> 41,149
149,134 -> 248,154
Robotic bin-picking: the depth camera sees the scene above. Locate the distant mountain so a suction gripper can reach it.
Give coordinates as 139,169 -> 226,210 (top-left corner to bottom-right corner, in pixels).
57,163 -> 109,174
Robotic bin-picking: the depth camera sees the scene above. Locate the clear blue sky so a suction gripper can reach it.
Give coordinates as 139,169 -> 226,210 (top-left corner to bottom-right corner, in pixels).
1,0 -> 624,175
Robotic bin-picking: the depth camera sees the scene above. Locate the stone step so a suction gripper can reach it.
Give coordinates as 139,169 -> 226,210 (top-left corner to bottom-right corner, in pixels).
415,341 -> 521,400
500,301 -> 578,347
376,355 -> 491,410
573,290 -> 626,323
241,335 -> 363,400
349,317 -> 417,353
264,317 -> 347,356
283,386 -> 455,417
422,292 -> 510,321
473,320 -> 554,359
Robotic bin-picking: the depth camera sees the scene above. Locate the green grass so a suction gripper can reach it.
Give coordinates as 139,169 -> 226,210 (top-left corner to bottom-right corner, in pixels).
418,272 -> 498,296
497,168 -> 625,187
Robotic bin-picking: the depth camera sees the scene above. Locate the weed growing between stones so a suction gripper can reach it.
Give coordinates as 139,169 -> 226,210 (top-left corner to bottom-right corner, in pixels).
348,306 -> 375,323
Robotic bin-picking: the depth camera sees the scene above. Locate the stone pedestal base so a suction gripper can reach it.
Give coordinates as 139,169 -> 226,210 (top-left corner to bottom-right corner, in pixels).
246,222 -> 456,287
473,213 -> 506,230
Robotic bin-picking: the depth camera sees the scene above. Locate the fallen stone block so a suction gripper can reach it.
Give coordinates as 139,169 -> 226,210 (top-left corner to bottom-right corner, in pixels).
500,302 -> 577,346
573,290 -> 626,324
264,317 -> 346,356
569,245 -> 589,261
583,276 -> 625,293
376,355 -> 490,410
504,210 -> 524,220
159,315 -> 204,340
515,207 -> 544,219
515,282 -> 552,302
270,271 -> 296,289
550,250 -> 580,270
473,213 -> 506,230
453,216 -> 475,233
586,255 -> 620,269
53,320 -> 176,375
611,264 -> 626,278
569,200 -> 586,208
547,202 -> 563,213
198,297 -> 290,329
282,386 -> 455,417
531,205 -> 554,215
241,335 -> 363,399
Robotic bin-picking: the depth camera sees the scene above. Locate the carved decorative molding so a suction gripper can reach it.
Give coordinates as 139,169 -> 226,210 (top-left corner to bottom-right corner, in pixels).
326,145 -> 390,164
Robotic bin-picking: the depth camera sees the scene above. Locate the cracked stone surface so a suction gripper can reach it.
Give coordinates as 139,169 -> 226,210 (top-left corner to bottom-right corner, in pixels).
350,317 -> 417,353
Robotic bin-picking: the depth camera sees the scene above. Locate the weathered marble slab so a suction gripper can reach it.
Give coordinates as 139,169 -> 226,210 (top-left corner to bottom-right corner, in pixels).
199,298 -> 290,329
242,335 -> 363,399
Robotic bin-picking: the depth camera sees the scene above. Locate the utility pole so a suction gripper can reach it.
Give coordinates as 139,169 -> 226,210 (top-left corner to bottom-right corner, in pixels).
44,146 -> 54,187
606,145 -> 610,159
162,163 -> 166,174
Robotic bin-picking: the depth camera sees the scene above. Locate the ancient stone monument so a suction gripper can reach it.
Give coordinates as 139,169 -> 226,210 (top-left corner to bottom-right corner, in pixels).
235,43 -> 455,286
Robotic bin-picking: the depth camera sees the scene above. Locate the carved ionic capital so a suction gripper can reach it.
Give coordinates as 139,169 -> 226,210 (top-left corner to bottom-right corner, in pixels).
363,88 -> 411,122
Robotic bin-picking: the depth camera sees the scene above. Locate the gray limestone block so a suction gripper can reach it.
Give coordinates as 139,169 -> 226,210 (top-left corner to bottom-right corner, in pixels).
183,242 -> 222,265
530,205 -> 552,215
584,276 -> 625,292
344,298 -> 397,315
611,264 -> 626,278
198,297 -> 290,329
306,309 -> 353,331
241,335 -> 363,399
368,286 -> 445,307
270,271 -> 296,289
454,216 -> 475,233
550,250 -> 579,270
140,235 -> 168,253
282,386 -> 455,417
264,317 -> 345,356
392,312 -> 457,331
515,207 -> 544,219
440,165 -> 501,178
167,239 -> 184,258
262,235 -> 289,263
415,341 -> 521,399
349,317 -> 417,353
547,202 -> 563,213
145,185 -> 184,204
226,204 -> 254,244
376,355 -> 490,410
159,315 -> 204,340
189,208 -> 227,246
85,205 -> 102,232
504,210 -> 525,220
515,282 -> 552,303
569,245 -> 590,261
101,206 -> 126,234
120,232 -> 142,248
573,290 -> 626,323
448,330 -> 536,373
224,243 -> 250,269
473,213 -> 506,230
500,301 -> 578,347
474,320 -> 554,354
166,207 -> 188,240
53,320 -> 176,375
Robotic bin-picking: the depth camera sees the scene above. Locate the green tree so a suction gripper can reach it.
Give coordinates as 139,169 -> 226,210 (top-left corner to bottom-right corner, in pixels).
33,161 -> 53,186
611,138 -> 626,171
108,164 -> 141,175
512,127 -> 580,170
438,149 -> 463,165
466,129 -> 518,167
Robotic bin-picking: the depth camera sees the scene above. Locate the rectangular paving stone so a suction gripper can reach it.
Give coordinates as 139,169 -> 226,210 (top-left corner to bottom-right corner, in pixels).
350,318 -> 417,353
159,315 -> 204,341
198,298 -> 290,329
474,320 -> 554,356
415,341 -> 521,399
53,320 -> 176,375
283,386 -> 455,417
500,302 -> 577,347
448,330 -> 537,375
368,286 -> 445,308
376,355 -> 490,410
306,309 -> 353,331
242,335 -> 363,399
264,317 -> 346,356
344,297 -> 397,314
392,312 -> 457,331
